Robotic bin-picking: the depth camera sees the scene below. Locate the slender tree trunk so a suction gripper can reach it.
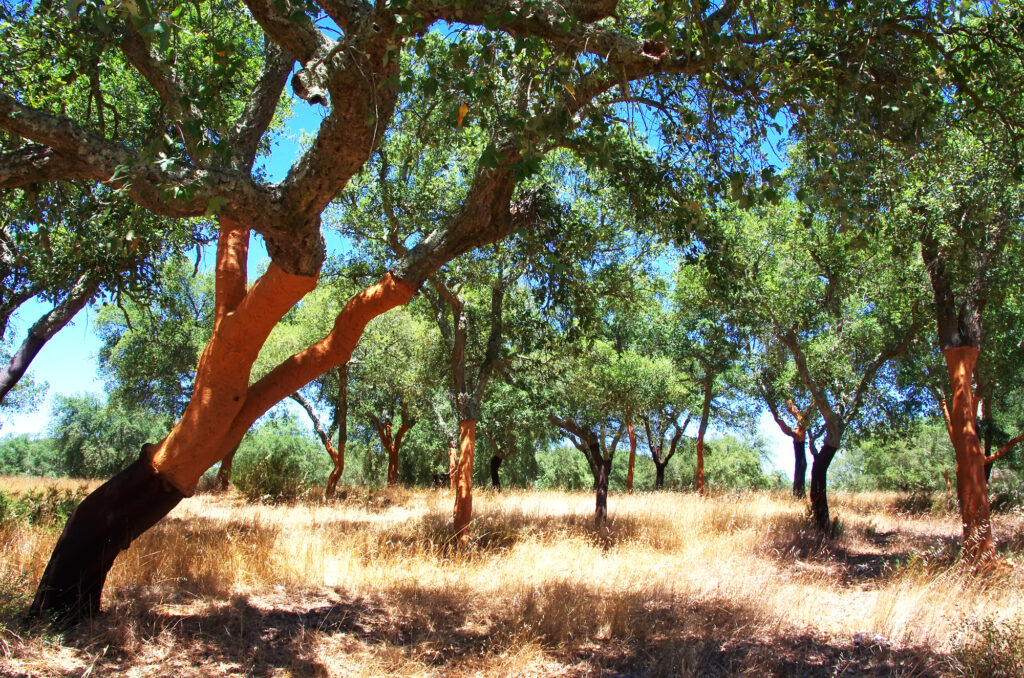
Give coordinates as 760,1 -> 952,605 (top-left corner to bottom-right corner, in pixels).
654,461 -> 666,490
29,452 -> 184,624
696,437 -> 706,495
31,217 -> 415,622
490,454 -> 502,490
594,456 -> 612,527
216,444 -> 238,491
809,445 -> 838,532
453,419 -> 476,545
793,439 -> 807,499
326,364 -> 348,499
625,420 -> 636,494
448,440 -> 458,491
696,375 -> 713,495
0,272 -> 99,405
386,427 -> 399,485
944,347 -> 993,562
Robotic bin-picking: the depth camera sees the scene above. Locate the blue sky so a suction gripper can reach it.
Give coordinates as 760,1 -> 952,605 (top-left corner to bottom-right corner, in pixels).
0,93 -> 799,478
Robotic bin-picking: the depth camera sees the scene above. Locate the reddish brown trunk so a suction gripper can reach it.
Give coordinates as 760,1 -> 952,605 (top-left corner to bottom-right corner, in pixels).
453,420 -> 476,546
943,347 -> 993,562
325,444 -> 345,498
625,421 -> 636,494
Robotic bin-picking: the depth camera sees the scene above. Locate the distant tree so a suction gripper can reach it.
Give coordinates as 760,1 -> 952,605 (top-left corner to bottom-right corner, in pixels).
49,394 -> 168,479
0,434 -> 60,476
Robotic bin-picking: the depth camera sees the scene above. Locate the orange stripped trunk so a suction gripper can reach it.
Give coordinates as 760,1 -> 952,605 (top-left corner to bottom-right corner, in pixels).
31,258 -> 415,622
943,346 -> 993,562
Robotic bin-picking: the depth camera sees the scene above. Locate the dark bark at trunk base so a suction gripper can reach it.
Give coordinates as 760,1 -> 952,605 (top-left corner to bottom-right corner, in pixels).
490,455 -> 501,490
810,445 -> 837,532
654,462 -> 666,490
595,458 -> 612,527
793,439 -> 807,499
29,453 -> 184,625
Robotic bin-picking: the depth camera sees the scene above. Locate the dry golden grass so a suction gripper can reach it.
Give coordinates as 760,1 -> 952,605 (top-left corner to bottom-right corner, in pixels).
2,478 -> 1023,677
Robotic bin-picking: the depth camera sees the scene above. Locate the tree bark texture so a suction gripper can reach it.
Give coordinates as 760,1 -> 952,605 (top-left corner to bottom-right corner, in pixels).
29,452 -> 184,624
326,364 -> 348,499
453,419 -> 476,546
793,439 -> 807,499
943,347 -> 993,561
625,421 -> 636,494
595,457 -> 612,527
810,445 -> 838,532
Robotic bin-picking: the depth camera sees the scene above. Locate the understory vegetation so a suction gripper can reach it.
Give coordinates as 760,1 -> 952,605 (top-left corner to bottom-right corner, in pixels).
1,479 -> 1023,677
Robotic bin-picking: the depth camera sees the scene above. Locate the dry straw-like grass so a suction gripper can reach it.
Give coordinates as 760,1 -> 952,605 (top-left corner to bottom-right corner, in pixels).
2,478 -> 1023,676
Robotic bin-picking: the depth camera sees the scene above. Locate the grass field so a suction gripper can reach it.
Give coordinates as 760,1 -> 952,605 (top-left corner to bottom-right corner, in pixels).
2,478 -> 1023,676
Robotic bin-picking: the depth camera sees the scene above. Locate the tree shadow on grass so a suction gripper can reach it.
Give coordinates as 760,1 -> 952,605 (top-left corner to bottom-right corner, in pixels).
29,576 -> 957,677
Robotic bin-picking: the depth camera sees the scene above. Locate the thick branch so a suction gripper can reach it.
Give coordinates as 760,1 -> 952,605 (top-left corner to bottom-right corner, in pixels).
0,271 -> 100,405
224,273 -> 415,448
986,433 -> 1024,466
213,217 -> 250,328
231,41 -> 294,169
0,146 -> 101,187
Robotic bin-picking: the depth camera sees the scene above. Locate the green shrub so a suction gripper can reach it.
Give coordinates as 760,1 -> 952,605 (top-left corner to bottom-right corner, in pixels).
953,616 -> 1024,678
0,486 -> 88,527
231,416 -> 330,502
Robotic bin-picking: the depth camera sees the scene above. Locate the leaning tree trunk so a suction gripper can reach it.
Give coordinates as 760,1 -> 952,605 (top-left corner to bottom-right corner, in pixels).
216,444 -> 239,491
326,364 -> 348,499
594,456 -> 613,527
809,445 -> 838,532
453,419 -> 476,545
944,346 -> 993,562
490,454 -> 502,490
793,439 -> 807,499
30,216 -> 416,622
29,451 -> 185,624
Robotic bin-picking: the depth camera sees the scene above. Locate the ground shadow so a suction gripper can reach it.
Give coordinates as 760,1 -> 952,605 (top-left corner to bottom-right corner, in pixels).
20,576 -> 956,677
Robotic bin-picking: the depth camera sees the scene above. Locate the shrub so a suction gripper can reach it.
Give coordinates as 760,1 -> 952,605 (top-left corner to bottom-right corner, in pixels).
953,615 -> 1024,678
0,486 -> 89,527
231,415 -> 330,502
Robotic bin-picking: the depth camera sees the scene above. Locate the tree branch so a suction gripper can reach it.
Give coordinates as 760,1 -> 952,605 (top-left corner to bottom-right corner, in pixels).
231,40 -> 294,169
